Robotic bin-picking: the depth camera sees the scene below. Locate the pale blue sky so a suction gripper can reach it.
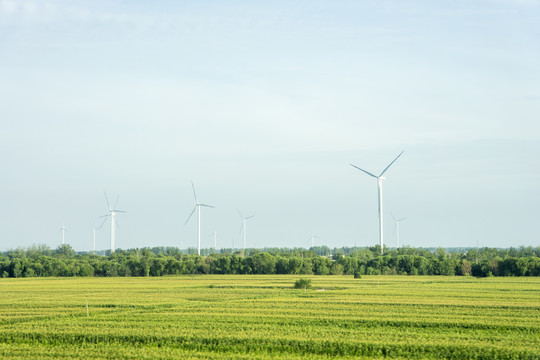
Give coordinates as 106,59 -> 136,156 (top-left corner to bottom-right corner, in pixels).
1,0 -> 539,251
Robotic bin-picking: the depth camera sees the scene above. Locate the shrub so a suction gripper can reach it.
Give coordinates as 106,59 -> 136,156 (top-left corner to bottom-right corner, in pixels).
353,271 -> 362,279
294,278 -> 312,289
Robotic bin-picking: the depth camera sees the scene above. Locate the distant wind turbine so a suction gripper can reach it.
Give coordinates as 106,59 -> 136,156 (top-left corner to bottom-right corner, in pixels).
350,151 -> 404,254
91,222 -> 100,254
184,181 -> 214,256
99,191 -> 126,254
391,213 -> 407,248
59,224 -> 66,245
309,234 -> 319,248
209,230 -> 217,250
238,209 -> 254,255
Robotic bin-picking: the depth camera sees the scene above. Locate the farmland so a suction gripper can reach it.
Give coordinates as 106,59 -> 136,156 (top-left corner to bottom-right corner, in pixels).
0,275 -> 538,359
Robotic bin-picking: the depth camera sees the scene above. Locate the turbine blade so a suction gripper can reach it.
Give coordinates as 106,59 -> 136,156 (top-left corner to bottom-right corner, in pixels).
114,210 -> 127,213
398,217 -> 407,222
113,195 -> 119,209
104,190 -> 111,210
379,150 -> 404,177
115,218 -> 120,228
245,215 -> 255,220
98,216 -> 108,229
350,164 -> 378,178
238,223 -> 244,235
237,209 -> 244,219
184,206 -> 197,226
191,181 -> 198,203
390,213 -> 397,221
199,204 -> 214,208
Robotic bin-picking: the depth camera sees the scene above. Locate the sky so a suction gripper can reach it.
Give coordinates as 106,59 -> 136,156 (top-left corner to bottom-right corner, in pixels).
1,0 -> 539,252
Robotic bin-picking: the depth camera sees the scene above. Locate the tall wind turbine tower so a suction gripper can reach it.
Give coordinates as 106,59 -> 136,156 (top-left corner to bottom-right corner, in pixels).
184,181 -> 214,256
59,224 -> 66,245
391,213 -> 407,248
238,210 -> 254,256
91,223 -> 100,254
309,234 -> 319,249
208,231 -> 217,251
100,191 -> 126,254
350,151 -> 404,254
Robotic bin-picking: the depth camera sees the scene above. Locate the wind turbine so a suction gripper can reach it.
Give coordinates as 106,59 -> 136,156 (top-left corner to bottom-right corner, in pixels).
350,151 -> 404,254
208,230 -> 217,251
59,224 -> 66,245
391,213 -> 407,248
91,222 -> 100,254
184,181 -> 214,256
308,234 -> 319,249
99,191 -> 126,254
238,209 -> 254,256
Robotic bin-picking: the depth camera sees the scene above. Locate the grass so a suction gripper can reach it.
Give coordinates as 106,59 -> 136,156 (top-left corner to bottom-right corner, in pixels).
0,275 -> 538,359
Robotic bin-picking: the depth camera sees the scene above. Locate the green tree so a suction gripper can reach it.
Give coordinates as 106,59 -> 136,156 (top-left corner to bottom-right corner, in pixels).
329,262 -> 344,275
250,253 -> 276,274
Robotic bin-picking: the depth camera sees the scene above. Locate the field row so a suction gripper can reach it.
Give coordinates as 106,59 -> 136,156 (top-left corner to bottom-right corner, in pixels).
0,275 -> 538,359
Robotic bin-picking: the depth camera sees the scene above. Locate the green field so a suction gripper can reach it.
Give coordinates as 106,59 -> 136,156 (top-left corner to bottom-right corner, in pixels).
0,275 -> 538,359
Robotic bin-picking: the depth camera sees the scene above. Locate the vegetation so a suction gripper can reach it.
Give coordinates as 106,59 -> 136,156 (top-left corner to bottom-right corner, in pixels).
293,278 -> 312,289
0,244 -> 538,278
0,275 -> 538,359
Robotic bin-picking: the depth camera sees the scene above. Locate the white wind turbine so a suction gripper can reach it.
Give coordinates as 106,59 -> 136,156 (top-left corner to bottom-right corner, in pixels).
208,230 -> 217,251
238,209 -> 254,255
91,223 -> 100,254
350,151 -> 404,254
308,234 -> 319,249
184,181 -> 214,256
59,224 -> 66,245
99,191 -> 126,254
391,213 -> 407,248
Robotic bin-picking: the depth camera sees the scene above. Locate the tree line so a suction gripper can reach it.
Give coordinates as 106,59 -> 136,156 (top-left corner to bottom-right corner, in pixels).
1,244 -> 538,278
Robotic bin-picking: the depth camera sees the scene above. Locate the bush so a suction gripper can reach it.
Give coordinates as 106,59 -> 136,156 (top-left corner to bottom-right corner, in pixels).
353,271 -> 362,279
294,278 -> 312,289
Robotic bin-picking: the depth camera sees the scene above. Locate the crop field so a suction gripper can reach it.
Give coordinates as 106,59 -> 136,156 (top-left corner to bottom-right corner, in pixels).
0,275 -> 538,359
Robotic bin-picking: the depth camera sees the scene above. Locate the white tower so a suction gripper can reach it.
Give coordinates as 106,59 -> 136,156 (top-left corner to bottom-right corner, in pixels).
238,210 -> 255,256
184,181 -> 214,256
60,224 -> 66,245
100,192 -> 126,254
350,151 -> 403,254
391,213 -> 407,248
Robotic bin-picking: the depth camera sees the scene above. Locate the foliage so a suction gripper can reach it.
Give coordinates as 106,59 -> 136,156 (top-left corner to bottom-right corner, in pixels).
293,278 -> 312,289
0,245 -> 538,278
